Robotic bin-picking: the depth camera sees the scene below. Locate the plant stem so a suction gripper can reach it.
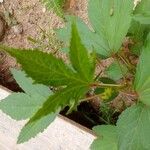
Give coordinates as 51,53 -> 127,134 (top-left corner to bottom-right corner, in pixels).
90,82 -> 125,88
116,54 -> 135,73
98,116 -> 110,124
94,70 -> 102,81
81,94 -> 101,102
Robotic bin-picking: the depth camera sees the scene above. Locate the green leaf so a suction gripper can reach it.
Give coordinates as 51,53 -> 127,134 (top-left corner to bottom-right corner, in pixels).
128,21 -> 150,55
41,0 -> 66,18
134,0 -> 150,15
19,24 -> 94,143
70,23 -> 95,81
17,112 -> 57,144
0,69 -> 52,120
129,0 -> 150,54
133,0 -> 150,25
134,33 -> 150,106
134,0 -> 150,14
117,103 -> 150,150
106,61 -> 128,81
91,125 -> 118,150
26,21 -> 94,121
0,46 -> 77,86
88,0 -> 134,56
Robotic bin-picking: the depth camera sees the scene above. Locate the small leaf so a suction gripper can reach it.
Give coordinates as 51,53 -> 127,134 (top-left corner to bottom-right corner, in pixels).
134,33 -> 150,106
106,61 -> 128,81
117,103 -> 150,150
91,125 -> 118,150
95,78 -> 119,102
88,0 -> 134,56
17,112 -> 57,144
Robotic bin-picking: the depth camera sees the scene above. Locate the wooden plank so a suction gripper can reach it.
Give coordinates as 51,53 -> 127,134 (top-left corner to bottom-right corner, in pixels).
0,86 -> 96,150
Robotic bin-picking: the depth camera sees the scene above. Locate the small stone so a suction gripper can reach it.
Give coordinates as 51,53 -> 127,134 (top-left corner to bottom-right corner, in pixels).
42,8 -> 46,13
12,24 -> 23,34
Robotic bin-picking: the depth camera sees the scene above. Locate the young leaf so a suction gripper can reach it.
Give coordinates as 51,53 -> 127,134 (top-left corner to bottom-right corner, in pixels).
134,33 -> 150,106
105,61 -> 128,81
117,103 -> 150,150
95,78 -> 119,102
90,125 -> 118,150
70,23 -> 95,81
88,0 -> 134,56
0,69 -> 52,120
17,112 -> 57,144
41,0 -> 66,18
132,0 -> 150,25
0,46 -> 76,86
128,21 -> 150,55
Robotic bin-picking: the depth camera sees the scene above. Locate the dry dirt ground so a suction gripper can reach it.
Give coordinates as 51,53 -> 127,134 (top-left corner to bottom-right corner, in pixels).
0,0 -> 88,48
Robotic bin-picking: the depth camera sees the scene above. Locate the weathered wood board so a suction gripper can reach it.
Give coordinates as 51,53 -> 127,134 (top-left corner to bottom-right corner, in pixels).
0,86 -> 96,150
